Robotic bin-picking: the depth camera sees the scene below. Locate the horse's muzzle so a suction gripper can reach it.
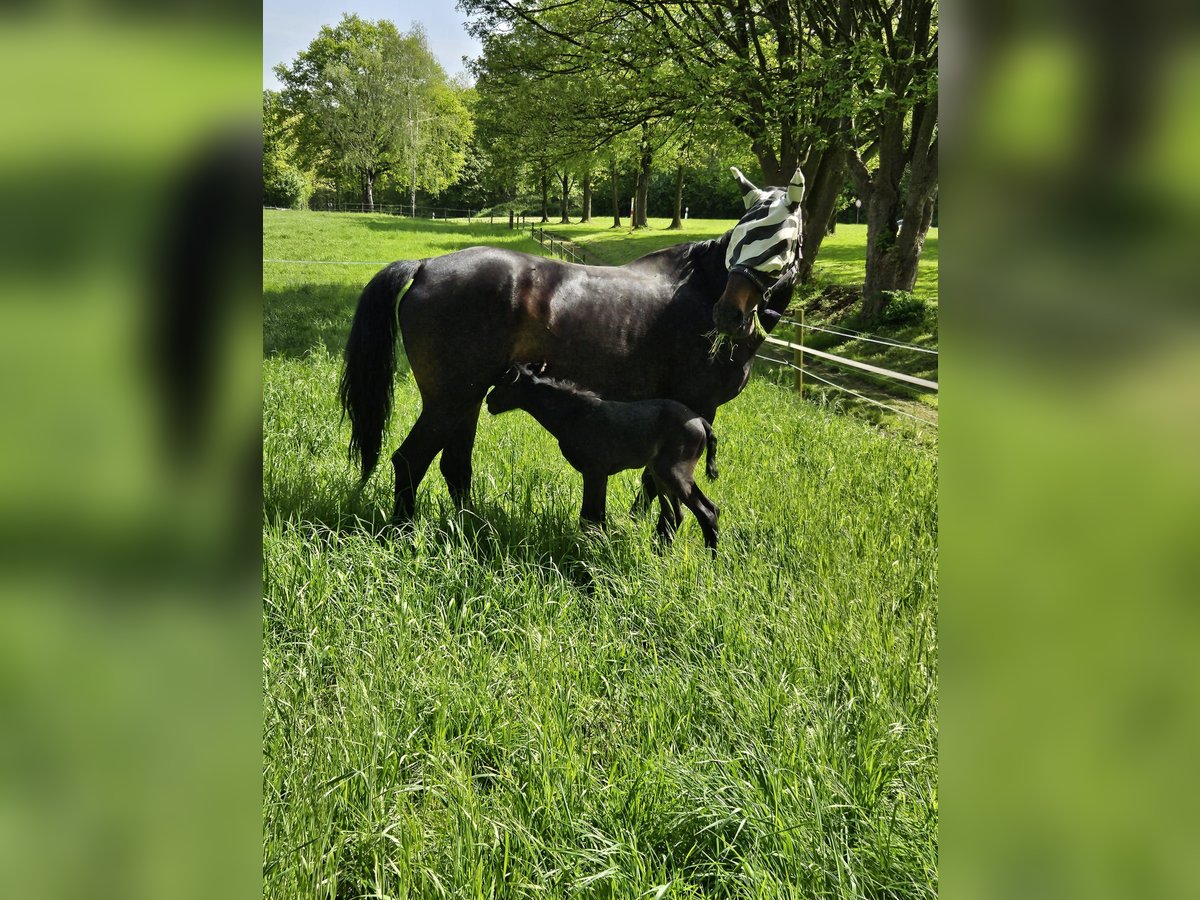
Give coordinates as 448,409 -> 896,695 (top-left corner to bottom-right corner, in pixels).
713,269 -> 764,337
712,304 -> 753,336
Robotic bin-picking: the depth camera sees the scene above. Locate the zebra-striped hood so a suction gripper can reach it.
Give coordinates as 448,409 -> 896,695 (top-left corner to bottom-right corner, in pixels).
725,167 -> 804,276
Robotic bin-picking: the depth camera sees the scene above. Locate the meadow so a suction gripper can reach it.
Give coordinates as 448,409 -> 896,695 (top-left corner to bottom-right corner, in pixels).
263,210 -> 938,898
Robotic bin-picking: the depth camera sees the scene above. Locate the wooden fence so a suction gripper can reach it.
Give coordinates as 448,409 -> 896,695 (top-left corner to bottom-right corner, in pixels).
528,226 -> 602,265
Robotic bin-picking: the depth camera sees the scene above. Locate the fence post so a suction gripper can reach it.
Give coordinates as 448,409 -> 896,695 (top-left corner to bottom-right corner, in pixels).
793,306 -> 804,396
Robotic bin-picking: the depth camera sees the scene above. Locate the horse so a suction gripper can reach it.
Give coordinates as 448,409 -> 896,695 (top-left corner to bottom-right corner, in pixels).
485,364 -> 721,551
340,165 -> 806,523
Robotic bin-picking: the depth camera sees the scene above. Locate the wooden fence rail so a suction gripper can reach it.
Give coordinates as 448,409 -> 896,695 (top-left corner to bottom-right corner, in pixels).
529,226 -> 600,265
762,335 -> 939,392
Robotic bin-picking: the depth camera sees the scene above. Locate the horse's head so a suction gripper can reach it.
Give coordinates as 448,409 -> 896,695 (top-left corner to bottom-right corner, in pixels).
712,166 -> 804,337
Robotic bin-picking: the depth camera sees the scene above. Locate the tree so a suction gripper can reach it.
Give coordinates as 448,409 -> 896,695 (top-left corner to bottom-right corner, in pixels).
459,1 -> 845,258
274,15 -> 470,213
465,1 -> 693,230
263,91 -> 313,209
836,0 -> 939,322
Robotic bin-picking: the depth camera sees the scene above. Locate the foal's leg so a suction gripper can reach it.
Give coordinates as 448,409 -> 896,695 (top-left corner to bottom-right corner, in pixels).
650,472 -> 681,544
439,402 -> 482,509
391,409 -> 451,522
630,468 -> 657,518
655,490 -> 683,544
681,481 -> 720,554
580,472 -> 609,531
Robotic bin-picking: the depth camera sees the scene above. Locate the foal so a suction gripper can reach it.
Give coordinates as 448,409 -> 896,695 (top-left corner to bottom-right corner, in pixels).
485,364 -> 721,551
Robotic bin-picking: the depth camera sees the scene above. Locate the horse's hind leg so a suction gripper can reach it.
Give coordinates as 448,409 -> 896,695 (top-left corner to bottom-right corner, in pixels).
439,402 -> 482,509
391,409 -> 450,522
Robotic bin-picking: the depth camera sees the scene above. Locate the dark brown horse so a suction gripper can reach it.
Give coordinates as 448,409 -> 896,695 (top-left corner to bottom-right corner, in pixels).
340,167 -> 805,522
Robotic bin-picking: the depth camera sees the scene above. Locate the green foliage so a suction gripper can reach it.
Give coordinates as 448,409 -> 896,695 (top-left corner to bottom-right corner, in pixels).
878,291 -> 930,328
273,16 -> 472,204
264,211 -> 938,898
263,157 -> 312,209
263,89 -> 314,209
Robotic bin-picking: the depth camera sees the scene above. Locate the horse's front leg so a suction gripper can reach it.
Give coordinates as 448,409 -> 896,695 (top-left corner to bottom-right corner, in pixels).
580,472 -> 609,531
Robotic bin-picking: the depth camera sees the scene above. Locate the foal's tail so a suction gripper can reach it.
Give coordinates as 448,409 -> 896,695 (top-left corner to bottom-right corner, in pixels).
339,260 -> 423,483
703,420 -> 719,481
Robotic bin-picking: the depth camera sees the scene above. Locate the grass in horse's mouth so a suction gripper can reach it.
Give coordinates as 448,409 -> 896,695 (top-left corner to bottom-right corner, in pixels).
705,310 -> 766,360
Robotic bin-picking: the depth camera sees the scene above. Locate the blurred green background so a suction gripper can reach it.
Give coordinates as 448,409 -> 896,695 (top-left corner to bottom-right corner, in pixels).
944,5 -> 1200,899
0,2 -> 1197,898
0,7 -> 261,900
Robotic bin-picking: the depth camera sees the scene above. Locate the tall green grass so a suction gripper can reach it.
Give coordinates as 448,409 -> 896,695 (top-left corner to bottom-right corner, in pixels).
264,210 -> 937,898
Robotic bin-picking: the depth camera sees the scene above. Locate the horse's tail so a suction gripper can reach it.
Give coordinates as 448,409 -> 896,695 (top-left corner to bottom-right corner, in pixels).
339,260 -> 423,483
703,419 -> 719,480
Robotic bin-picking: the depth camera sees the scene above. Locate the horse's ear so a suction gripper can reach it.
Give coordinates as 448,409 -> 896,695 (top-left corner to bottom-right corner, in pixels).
730,167 -> 760,209
787,167 -> 805,210
502,365 -> 521,384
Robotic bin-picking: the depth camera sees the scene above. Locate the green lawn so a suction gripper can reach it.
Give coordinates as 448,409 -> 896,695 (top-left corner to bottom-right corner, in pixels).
263,210 -> 938,898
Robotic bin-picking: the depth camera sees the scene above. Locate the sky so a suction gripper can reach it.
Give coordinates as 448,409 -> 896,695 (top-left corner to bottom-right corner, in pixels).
264,0 -> 483,89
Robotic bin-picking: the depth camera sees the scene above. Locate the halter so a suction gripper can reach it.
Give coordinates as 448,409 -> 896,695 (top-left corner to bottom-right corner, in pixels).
729,250 -> 799,309
728,264 -> 775,295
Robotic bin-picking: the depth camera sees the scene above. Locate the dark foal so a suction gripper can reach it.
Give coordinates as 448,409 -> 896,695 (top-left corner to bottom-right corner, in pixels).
485,365 -> 721,552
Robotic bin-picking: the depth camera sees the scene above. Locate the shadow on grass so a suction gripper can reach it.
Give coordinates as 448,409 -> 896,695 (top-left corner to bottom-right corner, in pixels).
264,473 -> 634,591
263,282 -> 410,376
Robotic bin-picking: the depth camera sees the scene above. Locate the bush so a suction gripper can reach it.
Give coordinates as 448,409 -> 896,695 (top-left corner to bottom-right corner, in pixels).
264,159 -> 312,210
878,290 -> 928,327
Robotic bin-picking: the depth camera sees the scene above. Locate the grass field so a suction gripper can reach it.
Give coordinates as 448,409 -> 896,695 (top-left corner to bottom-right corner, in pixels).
263,210 -> 938,898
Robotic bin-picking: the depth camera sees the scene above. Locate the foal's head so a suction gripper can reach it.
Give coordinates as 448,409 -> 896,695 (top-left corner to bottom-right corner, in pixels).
485,363 -> 543,415
487,363 -> 597,416
712,166 -> 805,337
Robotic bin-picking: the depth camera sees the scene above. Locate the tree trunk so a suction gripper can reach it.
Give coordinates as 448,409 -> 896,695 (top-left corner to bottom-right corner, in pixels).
363,170 -> 375,212
668,164 -> 684,229
610,159 -> 621,228
559,170 -> 571,224
580,170 -> 592,223
539,170 -> 549,223
850,98 -> 939,324
750,138 -> 786,187
633,123 -> 651,228
857,174 -> 933,323
411,153 -> 418,217
892,190 -> 936,289
795,145 -> 846,283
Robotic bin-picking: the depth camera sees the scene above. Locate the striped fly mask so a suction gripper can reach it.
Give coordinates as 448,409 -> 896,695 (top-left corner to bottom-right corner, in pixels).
713,166 -> 805,337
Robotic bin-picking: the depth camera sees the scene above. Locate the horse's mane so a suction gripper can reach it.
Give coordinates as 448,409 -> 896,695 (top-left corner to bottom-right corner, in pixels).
674,232 -> 732,284
626,233 -> 733,308
527,370 -> 602,402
